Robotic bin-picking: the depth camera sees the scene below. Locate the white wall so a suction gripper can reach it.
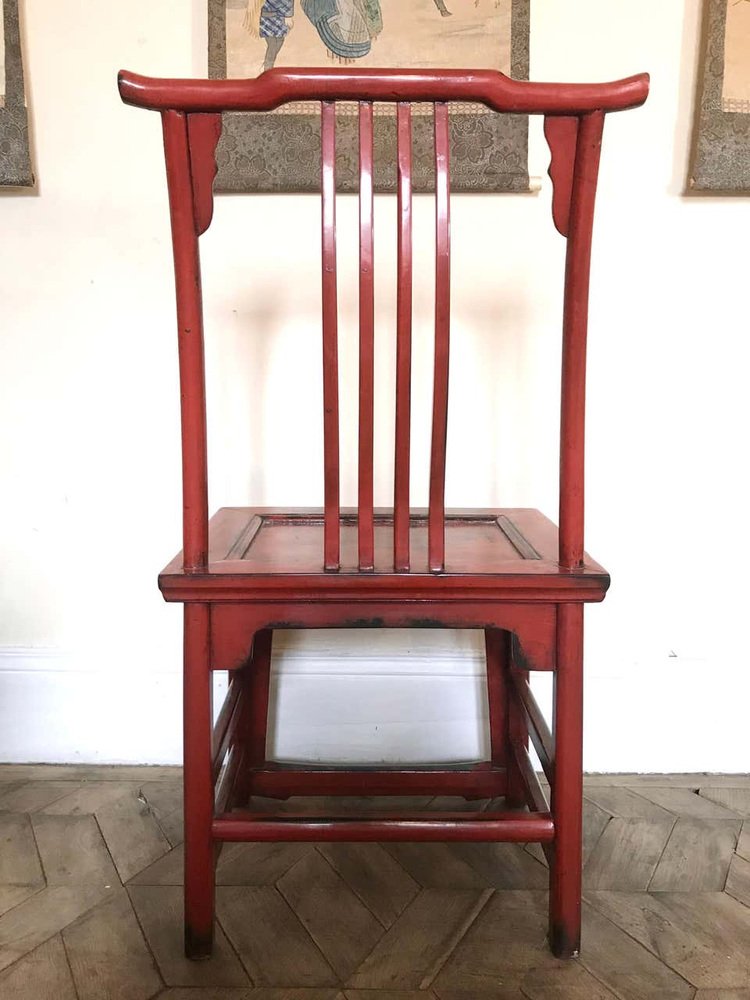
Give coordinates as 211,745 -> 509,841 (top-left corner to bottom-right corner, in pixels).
1,0 -> 748,770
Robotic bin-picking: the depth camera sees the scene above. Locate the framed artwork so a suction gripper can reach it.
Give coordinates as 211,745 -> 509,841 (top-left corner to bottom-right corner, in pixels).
0,0 -> 32,187
690,0 -> 750,192
208,0 -> 530,193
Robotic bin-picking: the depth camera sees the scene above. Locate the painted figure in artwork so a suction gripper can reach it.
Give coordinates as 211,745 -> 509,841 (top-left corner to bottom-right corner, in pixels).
303,0 -> 383,60
431,0 -> 505,14
241,0 -> 508,71
245,0 -> 385,67
244,0 -> 296,71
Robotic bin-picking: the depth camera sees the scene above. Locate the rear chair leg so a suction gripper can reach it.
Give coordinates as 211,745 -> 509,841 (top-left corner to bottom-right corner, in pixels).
486,628 -> 527,808
232,629 -> 274,807
485,627 -> 506,797
183,603 -> 215,959
549,603 -> 584,958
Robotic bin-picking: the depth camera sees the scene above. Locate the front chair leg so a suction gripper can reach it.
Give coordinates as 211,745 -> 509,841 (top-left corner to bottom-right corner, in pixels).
549,602 -> 584,958
183,603 -> 215,960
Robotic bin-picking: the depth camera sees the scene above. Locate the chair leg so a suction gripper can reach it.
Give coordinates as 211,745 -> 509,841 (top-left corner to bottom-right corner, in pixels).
507,635 -> 530,808
183,603 -> 215,960
246,629 -> 273,769
485,626 -> 507,774
232,628 -> 274,807
486,629 -> 526,808
549,603 -> 584,959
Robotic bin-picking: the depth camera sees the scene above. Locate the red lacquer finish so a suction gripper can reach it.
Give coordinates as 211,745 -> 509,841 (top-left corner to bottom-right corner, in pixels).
119,64 -> 648,962
211,671 -> 241,782
187,113 -> 223,236
486,630 -> 524,808
510,667 -> 554,781
161,111 -> 209,572
245,629 -> 273,770
485,629 -> 508,774
393,102 -> 413,573
227,628 -> 272,807
247,762 -> 506,798
358,102 -> 375,571
544,116 -> 579,239
428,102 -> 451,574
182,603 -> 214,958
321,101 -> 340,571
549,602 -> 585,957
119,67 -> 649,115
558,111 -> 605,570
213,810 -> 555,843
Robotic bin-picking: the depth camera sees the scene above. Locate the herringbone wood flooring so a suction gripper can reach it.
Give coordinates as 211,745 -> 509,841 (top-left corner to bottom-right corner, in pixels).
1,766 -> 749,999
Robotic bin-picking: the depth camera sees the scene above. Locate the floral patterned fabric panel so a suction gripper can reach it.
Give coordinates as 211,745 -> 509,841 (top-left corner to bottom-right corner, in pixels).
691,0 -> 750,192
209,0 -> 530,193
0,0 -> 33,187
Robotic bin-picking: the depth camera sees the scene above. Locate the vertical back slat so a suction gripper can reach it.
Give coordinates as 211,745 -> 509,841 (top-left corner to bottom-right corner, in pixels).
358,101 -> 375,571
558,110 -> 604,570
393,102 -> 413,573
428,102 -> 451,574
321,100 -> 340,571
162,110 -> 209,572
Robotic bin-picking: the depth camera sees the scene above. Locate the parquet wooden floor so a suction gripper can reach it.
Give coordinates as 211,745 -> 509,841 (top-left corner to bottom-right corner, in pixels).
0,766 -> 749,999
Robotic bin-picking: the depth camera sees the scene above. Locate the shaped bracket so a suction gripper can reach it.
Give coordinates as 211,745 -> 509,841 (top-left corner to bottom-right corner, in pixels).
544,115 -> 579,238
187,113 -> 223,236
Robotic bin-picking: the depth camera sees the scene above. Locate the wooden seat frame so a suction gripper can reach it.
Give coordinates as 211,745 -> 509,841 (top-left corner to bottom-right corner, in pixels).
118,66 -> 649,961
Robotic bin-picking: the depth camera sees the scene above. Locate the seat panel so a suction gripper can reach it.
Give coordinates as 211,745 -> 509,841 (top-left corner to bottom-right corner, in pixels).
237,514 -> 524,574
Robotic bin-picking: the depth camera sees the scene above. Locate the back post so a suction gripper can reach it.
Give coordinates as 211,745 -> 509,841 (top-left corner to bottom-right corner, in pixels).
161,109 -> 210,572
554,110 -> 605,570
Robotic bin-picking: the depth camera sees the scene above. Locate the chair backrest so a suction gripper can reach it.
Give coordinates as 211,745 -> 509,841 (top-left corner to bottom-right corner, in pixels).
119,67 -> 648,575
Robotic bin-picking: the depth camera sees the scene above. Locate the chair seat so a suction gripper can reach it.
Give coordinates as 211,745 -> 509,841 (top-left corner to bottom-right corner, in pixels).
159,506 -> 610,603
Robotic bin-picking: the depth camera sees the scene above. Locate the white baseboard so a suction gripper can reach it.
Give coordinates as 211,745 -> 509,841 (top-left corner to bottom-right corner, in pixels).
0,631 -> 491,765
0,648 -> 185,765
1,635 -> 746,771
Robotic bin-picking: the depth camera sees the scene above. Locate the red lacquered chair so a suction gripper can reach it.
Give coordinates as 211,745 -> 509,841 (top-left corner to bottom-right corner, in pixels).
118,66 -> 648,961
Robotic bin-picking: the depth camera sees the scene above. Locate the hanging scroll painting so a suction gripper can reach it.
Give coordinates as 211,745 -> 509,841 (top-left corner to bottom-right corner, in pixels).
0,0 -> 33,187
690,0 -> 750,192
208,0 -> 530,193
